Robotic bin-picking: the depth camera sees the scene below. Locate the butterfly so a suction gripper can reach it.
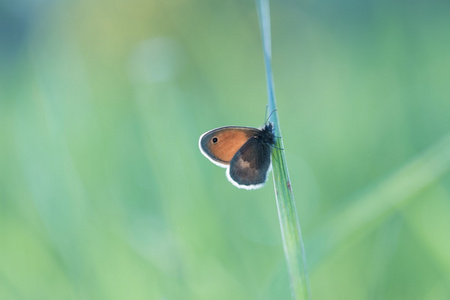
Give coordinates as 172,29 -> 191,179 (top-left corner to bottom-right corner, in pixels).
199,123 -> 275,189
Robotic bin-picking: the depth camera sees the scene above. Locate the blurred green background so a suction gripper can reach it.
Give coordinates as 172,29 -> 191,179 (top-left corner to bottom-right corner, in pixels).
1,0 -> 450,299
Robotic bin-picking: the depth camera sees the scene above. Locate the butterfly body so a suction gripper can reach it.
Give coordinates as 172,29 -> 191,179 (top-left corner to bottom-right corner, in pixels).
199,123 -> 275,190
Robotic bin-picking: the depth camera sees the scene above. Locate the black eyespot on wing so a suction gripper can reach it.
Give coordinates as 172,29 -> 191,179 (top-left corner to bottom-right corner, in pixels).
212,137 -> 218,143
228,137 -> 272,186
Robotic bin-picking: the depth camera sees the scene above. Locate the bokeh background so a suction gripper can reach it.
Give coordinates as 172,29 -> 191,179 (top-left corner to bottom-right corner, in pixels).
1,0 -> 450,299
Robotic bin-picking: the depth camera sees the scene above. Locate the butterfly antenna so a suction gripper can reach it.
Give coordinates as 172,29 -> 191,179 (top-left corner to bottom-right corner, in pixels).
264,105 -> 269,122
265,109 -> 277,124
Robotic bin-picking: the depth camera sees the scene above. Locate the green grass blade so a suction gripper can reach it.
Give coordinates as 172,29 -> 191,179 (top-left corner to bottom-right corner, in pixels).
307,132 -> 450,270
256,0 -> 312,298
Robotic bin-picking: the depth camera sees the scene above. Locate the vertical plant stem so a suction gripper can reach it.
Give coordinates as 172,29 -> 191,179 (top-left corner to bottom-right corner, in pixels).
256,0 -> 312,299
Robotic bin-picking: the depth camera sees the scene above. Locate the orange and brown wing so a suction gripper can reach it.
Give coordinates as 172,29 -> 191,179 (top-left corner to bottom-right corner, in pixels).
199,126 -> 259,167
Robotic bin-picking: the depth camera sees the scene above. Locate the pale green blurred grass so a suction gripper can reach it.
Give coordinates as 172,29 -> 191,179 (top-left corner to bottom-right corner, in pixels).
1,0 -> 450,299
